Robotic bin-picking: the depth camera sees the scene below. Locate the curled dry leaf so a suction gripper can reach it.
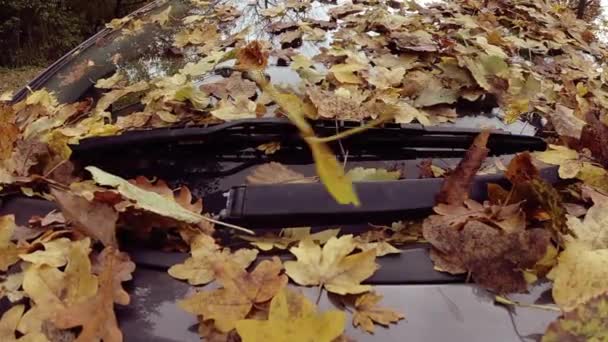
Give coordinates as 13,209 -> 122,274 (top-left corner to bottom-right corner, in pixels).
284,235 -> 378,295
352,292 -> 405,334
178,257 -> 287,333
168,234 -> 258,285
436,131 -> 490,205
235,288 -> 346,342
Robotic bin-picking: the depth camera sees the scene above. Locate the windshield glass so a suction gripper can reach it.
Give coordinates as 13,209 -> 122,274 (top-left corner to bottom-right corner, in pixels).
25,0 -> 598,136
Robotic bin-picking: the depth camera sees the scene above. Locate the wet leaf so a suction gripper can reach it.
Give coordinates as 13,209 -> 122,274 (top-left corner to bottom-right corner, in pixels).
352,292 -> 404,334
235,288 -> 346,342
284,235 -> 378,295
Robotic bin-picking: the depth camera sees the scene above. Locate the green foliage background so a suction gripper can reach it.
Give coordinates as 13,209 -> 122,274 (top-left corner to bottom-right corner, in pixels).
0,0 -> 149,67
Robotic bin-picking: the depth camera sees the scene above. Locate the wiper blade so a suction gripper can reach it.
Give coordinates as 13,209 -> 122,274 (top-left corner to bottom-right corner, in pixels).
72,118 -> 546,155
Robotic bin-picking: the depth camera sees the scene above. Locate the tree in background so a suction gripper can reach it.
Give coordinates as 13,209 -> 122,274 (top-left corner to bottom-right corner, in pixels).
556,0 -> 602,20
0,0 -> 149,67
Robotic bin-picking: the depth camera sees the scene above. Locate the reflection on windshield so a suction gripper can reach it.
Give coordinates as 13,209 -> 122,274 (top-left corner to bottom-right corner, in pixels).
34,0 -> 559,135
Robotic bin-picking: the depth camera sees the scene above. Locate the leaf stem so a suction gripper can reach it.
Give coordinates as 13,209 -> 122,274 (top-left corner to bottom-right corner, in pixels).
316,286 -> 324,304
201,215 -> 255,235
494,295 -> 561,312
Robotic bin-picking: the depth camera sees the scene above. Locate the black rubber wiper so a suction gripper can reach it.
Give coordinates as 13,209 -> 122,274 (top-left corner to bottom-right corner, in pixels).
72,118 -> 545,155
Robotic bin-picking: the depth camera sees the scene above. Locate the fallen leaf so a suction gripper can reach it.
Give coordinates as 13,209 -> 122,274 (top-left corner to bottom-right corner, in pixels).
86,166 -> 203,224
178,257 -> 288,332
240,228 -> 340,251
211,97 -> 257,121
506,153 -> 572,243
236,41 -> 269,71
542,291 -> 608,342
548,241 -> 608,311
200,72 -> 257,99
436,131 -> 490,205
355,240 -> 402,257
92,247 -> 135,305
0,215 -> 22,271
566,188 -> 608,249
329,63 -> 366,84
424,219 -> 550,293
235,288 -> 346,342
284,235 -> 378,295
51,189 -> 118,247
150,6 -> 172,26
346,167 -> 401,182
169,234 -> 258,285
51,247 -> 124,342
93,81 -> 148,117
246,162 -> 312,185
0,305 -> 48,342
548,104 -> 586,139
352,292 -> 404,333
0,273 -> 24,303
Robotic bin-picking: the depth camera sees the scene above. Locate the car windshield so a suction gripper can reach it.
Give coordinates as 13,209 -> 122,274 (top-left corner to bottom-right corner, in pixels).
5,0 -> 608,340
23,0 -> 558,136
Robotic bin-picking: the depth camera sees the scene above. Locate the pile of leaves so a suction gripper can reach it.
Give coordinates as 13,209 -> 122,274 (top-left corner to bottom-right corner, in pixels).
1,0 -> 608,340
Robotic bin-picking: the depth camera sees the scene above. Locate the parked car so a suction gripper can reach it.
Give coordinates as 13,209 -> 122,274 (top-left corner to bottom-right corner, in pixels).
5,0 -> 564,341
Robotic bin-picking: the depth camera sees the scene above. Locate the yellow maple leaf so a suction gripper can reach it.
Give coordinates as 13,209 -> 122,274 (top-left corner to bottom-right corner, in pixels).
178,257 -> 288,332
0,215 -> 22,271
284,235 -> 378,295
169,234 -> 258,285
352,292 -> 405,333
235,288 -> 346,342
